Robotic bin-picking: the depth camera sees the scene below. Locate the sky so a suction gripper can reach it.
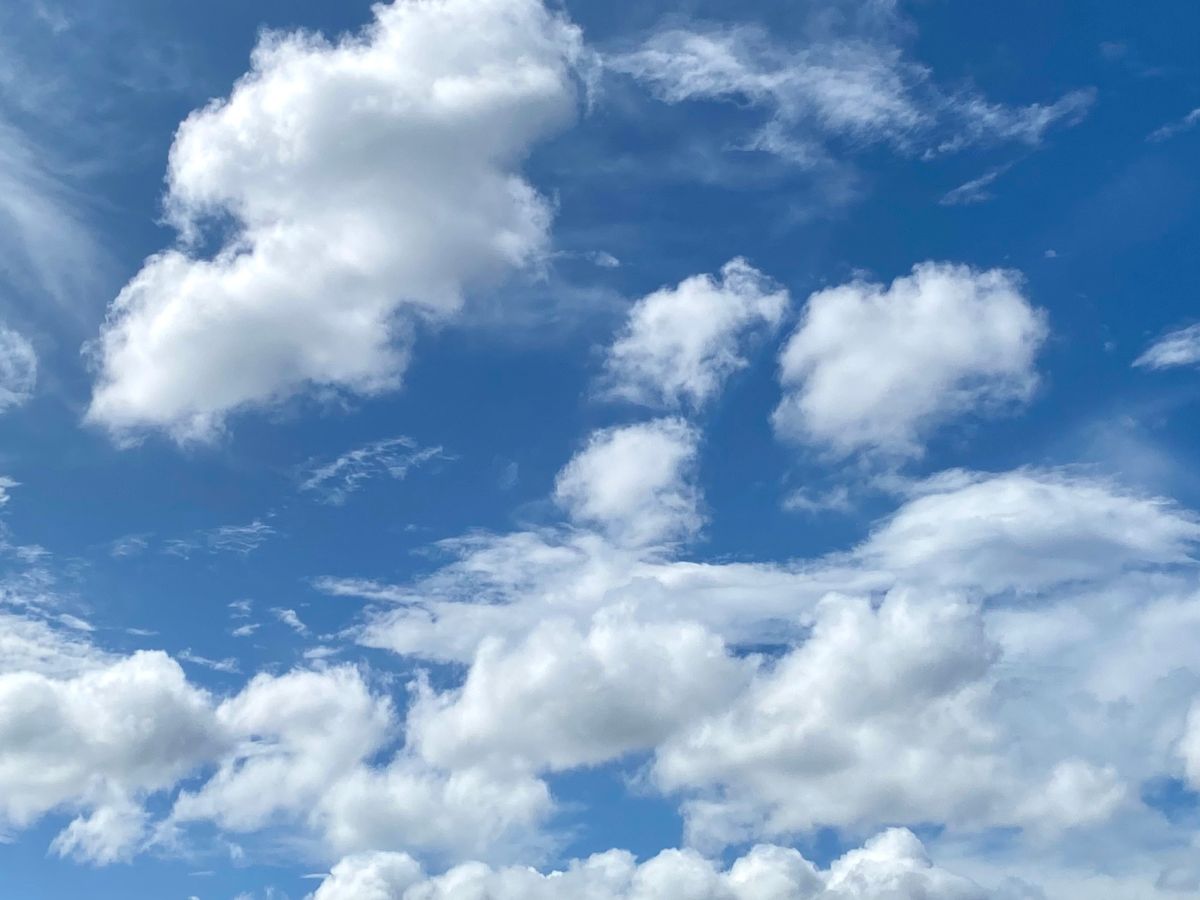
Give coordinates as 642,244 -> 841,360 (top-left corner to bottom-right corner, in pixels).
0,0 -> 1199,898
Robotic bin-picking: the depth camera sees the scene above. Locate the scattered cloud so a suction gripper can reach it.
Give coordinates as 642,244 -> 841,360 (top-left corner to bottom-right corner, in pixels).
300,437 -> 449,505
0,324 -> 36,412
598,258 -> 788,409
611,23 -> 1093,167
1147,108 -> 1200,143
271,608 -> 309,636
773,262 -> 1048,458
940,164 -> 1013,206
1134,323 -> 1200,370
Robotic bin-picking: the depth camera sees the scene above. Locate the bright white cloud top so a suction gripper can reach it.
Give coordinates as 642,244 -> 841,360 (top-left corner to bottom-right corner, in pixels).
774,263 -> 1048,457
86,0 -> 583,442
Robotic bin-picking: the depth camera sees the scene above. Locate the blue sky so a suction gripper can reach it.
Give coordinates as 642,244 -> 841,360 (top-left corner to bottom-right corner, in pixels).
0,1 -> 1199,898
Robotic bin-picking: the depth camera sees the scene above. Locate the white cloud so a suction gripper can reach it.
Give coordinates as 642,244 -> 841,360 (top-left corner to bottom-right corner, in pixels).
653,590 -> 1123,848
1133,323 -> 1200,369
85,0 -> 583,442
0,651 -> 222,835
554,419 -> 703,548
611,24 -> 1092,166
0,324 -> 36,412
301,436 -> 448,504
859,469 -> 1200,593
773,263 -> 1047,457
939,165 -> 1011,206
408,608 -> 751,772
1147,107 -> 1200,143
312,828 -> 990,899
599,258 -> 788,409
271,607 -> 309,635
50,797 -> 149,865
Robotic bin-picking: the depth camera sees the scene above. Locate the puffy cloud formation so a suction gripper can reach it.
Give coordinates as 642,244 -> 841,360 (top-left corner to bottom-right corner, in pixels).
86,0 -> 583,441
0,652 -> 221,859
312,828 -> 989,899
653,591 -> 1123,848
859,469 -> 1200,593
0,323 -> 36,412
773,263 -> 1047,457
408,609 -> 751,772
611,24 -> 1093,165
1133,323 -> 1200,370
555,419 -> 703,547
600,259 -> 788,409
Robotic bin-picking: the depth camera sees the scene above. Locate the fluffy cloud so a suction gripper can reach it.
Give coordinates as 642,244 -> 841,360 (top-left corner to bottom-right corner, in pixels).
0,324 -> 36,412
0,651 -> 222,856
86,0 -> 583,442
773,263 -> 1047,457
599,259 -> 788,409
1133,323 -> 1200,370
653,590 -> 1123,848
408,609 -> 751,772
611,24 -> 1092,165
555,419 -> 703,548
859,469 -> 1200,593
312,828 -> 989,899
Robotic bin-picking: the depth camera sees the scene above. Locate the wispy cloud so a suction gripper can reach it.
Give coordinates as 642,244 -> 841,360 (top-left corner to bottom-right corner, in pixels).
1134,324 -> 1200,370
178,650 -> 241,674
939,163 -> 1013,206
1148,107 -> 1200,143
164,521 -> 276,558
311,576 -> 409,604
300,436 -> 450,505
271,607 -> 309,636
109,534 -> 150,559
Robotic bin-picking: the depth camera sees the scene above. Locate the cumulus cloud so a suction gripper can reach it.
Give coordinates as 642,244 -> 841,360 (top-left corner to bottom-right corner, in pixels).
859,469 -> 1200,593
1133,323 -> 1200,370
611,24 -> 1092,166
408,609 -> 751,772
312,828 -> 989,899
555,419 -> 703,547
773,263 -> 1047,457
85,0 -> 583,442
0,324 -> 36,412
599,258 -> 788,409
0,652 -> 222,850
653,590 -> 1123,848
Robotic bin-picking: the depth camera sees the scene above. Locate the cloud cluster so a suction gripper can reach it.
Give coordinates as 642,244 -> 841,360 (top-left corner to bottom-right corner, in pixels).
312,828 -> 990,900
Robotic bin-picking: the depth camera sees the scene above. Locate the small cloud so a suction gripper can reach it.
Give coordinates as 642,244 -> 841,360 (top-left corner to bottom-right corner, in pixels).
783,485 -> 853,515
498,460 -> 519,491
231,623 -> 259,638
940,164 -> 1012,206
228,599 -> 253,618
311,576 -> 408,603
178,650 -> 241,674
1148,108 -> 1200,143
1044,249 -> 1058,259
271,607 -> 308,635
207,520 -> 276,555
56,613 -> 94,632
1133,323 -> 1200,370
110,534 -> 150,558
300,436 -> 450,505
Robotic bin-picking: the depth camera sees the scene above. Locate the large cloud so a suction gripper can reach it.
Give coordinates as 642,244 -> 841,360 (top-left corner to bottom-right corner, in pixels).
773,263 -> 1047,457
85,0 -> 582,442
599,259 -> 788,409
